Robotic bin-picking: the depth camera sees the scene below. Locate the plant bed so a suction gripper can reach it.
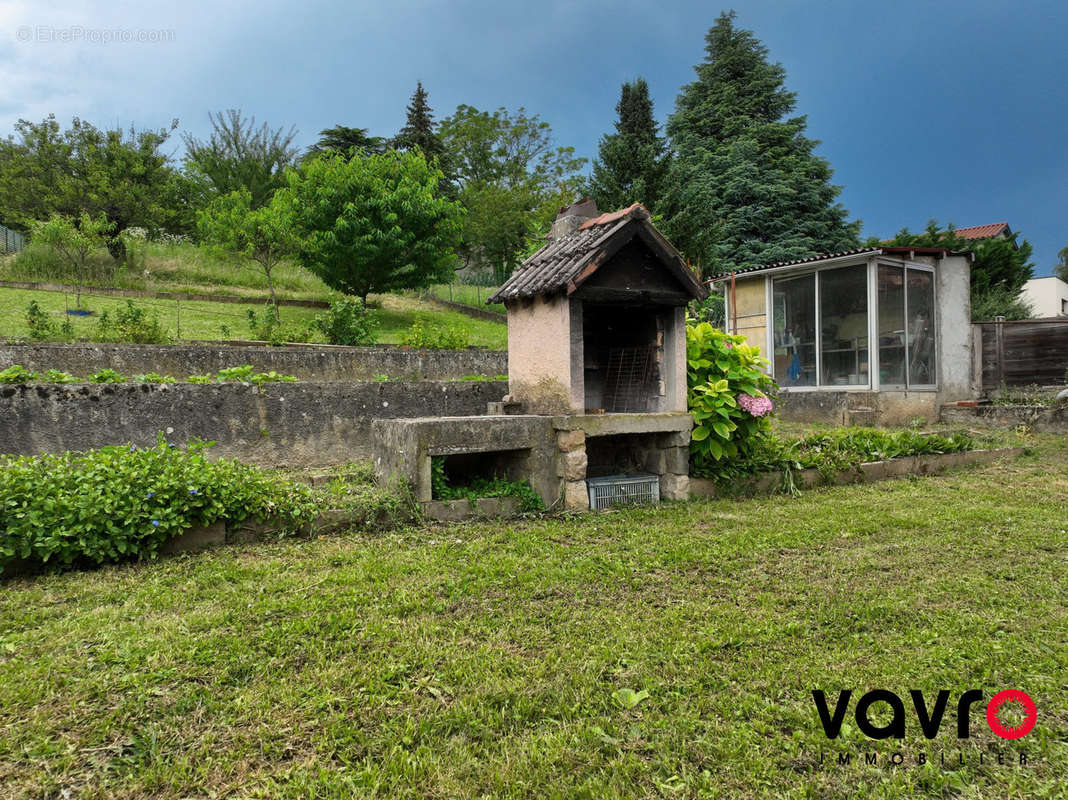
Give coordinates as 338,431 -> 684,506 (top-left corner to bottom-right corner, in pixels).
689,447 -> 1024,499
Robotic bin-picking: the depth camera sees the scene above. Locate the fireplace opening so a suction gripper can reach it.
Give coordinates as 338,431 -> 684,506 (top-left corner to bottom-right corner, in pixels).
432,448 -> 531,498
582,303 -> 663,412
585,433 -> 660,479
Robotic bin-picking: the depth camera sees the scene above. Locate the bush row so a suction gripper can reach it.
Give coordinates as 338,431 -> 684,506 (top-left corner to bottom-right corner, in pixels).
0,438 -> 317,572
0,364 -> 298,386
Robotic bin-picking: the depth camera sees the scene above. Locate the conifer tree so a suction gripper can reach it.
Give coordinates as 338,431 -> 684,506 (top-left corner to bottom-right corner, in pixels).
392,82 -> 444,162
589,78 -> 668,213
663,12 -> 859,273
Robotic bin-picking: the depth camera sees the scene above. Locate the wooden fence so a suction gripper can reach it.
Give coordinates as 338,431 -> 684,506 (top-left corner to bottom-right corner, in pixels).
978,318 -> 1068,389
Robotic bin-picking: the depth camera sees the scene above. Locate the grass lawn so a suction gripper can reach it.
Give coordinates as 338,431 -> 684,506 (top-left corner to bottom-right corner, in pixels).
422,283 -> 506,316
1,437 -> 1064,798
0,287 -> 507,350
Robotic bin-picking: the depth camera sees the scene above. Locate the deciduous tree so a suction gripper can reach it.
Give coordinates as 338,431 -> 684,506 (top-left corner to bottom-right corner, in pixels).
279,151 -> 463,301
183,109 -> 299,210
197,188 -> 296,318
0,114 -> 178,262
439,105 -> 586,281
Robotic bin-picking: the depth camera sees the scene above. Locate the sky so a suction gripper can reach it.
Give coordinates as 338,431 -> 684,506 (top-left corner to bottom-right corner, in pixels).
0,0 -> 1065,275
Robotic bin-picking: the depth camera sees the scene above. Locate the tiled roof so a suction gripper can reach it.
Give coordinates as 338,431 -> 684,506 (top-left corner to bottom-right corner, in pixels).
954,222 -> 1010,240
488,204 -> 706,303
707,246 -> 962,280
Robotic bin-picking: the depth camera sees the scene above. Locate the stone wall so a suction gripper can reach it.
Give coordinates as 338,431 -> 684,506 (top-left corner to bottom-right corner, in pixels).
774,390 -> 942,426
940,403 -> 1067,433
0,342 -> 506,382
0,380 -> 507,467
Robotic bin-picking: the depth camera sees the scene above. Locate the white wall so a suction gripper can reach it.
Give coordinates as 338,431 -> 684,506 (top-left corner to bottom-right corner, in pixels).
1020,276 -> 1068,318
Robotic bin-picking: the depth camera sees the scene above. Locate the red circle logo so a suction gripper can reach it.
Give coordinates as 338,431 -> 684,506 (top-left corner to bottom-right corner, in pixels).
986,690 -> 1037,739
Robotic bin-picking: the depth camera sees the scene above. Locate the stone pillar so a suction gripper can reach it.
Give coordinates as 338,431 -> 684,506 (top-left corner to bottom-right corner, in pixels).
556,428 -> 589,511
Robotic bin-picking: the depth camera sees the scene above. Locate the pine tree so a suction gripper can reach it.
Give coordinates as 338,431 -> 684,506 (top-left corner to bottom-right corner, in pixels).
392,82 -> 444,162
588,78 -> 668,213
662,12 -> 859,274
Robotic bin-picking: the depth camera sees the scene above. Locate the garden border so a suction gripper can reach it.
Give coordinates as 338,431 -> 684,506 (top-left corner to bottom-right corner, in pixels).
688,447 -> 1025,498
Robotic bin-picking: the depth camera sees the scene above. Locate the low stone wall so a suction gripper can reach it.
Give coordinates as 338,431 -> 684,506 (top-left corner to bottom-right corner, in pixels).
940,403 -> 1067,433
0,342 -> 506,382
775,390 -> 943,426
689,448 -> 1023,498
0,380 -> 507,467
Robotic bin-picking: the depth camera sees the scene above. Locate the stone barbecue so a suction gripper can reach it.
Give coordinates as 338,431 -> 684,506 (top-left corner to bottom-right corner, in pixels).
373,200 -> 707,512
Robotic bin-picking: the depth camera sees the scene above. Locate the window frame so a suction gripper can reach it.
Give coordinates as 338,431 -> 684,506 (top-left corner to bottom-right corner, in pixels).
766,257 -> 939,392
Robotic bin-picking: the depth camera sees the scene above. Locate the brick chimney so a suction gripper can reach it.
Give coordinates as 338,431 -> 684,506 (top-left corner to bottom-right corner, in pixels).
548,197 -> 598,241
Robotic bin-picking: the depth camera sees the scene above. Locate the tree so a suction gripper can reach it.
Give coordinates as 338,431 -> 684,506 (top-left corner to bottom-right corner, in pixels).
279,150 -> 464,301
439,105 -> 586,280
305,125 -> 387,160
197,189 -> 296,319
391,82 -> 444,162
31,212 -> 115,307
588,78 -> 668,213
662,12 -> 859,274
880,221 -> 1036,320
183,109 -> 299,210
1055,246 -> 1068,282
0,115 -> 178,262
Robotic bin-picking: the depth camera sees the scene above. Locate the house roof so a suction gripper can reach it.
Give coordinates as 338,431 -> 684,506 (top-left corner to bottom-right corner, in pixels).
954,222 -> 1011,240
488,204 -> 707,304
707,246 -> 966,281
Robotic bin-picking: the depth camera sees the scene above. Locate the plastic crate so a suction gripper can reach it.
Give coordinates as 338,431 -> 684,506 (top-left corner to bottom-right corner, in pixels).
586,473 -> 660,510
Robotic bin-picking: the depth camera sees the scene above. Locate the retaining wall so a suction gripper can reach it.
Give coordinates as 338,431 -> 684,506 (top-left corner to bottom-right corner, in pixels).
940,403 -> 1067,433
0,342 -> 507,382
0,380 -> 507,467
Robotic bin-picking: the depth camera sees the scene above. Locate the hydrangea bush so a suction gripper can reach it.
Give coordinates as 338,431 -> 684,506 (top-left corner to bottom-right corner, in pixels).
686,321 -> 777,478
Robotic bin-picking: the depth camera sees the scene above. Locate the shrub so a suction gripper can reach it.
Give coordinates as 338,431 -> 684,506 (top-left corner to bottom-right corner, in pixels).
0,438 -> 317,572
246,305 -> 310,346
43,369 -> 78,384
29,212 -> 117,303
214,365 -> 297,386
134,372 -> 178,384
401,317 -> 471,350
686,321 -> 777,478
0,365 -> 38,384
93,301 -> 169,344
89,368 -> 126,384
313,297 -> 378,346
25,302 -> 55,341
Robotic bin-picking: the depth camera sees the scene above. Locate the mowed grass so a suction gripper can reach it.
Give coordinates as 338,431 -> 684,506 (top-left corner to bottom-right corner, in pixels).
422,283 -> 506,315
1,439 -> 1065,798
0,287 -> 507,350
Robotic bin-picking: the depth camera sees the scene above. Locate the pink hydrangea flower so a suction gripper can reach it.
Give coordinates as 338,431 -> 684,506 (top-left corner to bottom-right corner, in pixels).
737,393 -> 773,417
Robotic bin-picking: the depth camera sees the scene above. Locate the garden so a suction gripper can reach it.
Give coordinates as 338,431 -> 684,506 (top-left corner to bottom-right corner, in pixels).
0,434 -> 1063,798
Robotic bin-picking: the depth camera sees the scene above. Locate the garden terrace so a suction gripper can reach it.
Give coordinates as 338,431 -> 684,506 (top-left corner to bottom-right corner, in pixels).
0,435 -> 1063,797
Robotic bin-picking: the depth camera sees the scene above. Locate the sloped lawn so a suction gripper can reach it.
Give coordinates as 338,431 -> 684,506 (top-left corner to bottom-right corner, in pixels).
0,438 -> 1064,798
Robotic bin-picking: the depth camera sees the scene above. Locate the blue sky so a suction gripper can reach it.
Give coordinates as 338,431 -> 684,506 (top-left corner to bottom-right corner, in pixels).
1,0 -> 1065,275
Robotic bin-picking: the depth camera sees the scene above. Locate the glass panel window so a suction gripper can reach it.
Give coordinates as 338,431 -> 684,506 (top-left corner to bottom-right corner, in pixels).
819,266 -> 869,386
907,269 -> 936,385
877,265 -> 906,385
772,274 -> 816,386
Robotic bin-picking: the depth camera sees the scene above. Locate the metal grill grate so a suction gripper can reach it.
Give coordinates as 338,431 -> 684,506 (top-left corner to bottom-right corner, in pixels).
586,473 -> 660,510
603,345 -> 657,412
